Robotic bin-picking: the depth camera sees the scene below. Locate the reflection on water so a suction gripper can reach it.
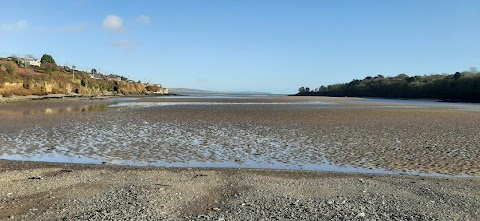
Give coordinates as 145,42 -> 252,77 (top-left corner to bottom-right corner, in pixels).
0,152 -> 459,177
21,104 -> 109,115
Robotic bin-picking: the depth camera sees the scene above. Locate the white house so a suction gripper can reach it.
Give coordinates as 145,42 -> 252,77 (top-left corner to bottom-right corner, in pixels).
22,57 -> 41,67
28,59 -> 41,67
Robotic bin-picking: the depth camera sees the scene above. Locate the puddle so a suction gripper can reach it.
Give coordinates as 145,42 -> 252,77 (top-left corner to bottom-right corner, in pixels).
24,104 -> 109,115
0,153 -> 105,164
0,152 -> 469,177
0,104 -> 110,116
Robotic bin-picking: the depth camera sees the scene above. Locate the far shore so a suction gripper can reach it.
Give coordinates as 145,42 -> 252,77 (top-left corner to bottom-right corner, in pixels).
290,94 -> 480,104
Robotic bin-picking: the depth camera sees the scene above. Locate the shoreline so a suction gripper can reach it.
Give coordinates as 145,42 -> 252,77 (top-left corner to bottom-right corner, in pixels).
1,156 -> 476,178
0,93 -> 180,104
291,94 -> 480,104
0,159 -> 478,220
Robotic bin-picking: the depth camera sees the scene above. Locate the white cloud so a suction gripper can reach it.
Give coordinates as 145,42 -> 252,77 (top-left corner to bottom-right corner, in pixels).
0,20 -> 28,32
136,15 -> 150,25
102,15 -> 124,32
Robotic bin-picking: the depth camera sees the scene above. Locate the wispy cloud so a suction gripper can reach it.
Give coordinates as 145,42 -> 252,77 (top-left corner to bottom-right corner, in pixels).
136,15 -> 151,25
102,15 -> 124,32
0,20 -> 28,32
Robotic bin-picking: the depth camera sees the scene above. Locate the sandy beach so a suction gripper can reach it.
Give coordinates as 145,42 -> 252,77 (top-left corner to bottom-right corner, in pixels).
0,96 -> 479,220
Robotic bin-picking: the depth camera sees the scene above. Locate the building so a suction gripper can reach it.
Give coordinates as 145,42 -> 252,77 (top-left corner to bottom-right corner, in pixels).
28,59 -> 41,67
106,74 -> 122,81
21,57 -> 41,67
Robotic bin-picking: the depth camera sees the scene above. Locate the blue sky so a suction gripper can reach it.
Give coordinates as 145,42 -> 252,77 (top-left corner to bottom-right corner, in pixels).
1,0 -> 479,94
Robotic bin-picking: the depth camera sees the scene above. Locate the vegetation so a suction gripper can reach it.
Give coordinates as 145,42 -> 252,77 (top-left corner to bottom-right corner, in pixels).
0,60 -> 18,75
297,68 -> 480,102
145,84 -> 162,92
0,55 -> 164,97
40,54 -> 56,65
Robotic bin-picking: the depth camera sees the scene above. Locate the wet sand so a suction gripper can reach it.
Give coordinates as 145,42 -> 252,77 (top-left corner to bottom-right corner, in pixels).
0,96 -> 479,176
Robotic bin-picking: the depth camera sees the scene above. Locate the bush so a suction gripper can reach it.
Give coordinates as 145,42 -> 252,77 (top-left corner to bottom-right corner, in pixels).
1,91 -> 14,97
0,60 -> 18,74
0,69 -> 5,82
146,85 -> 161,92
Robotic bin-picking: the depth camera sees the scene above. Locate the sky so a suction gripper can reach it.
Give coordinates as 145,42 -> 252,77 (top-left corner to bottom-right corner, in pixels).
1,0 -> 479,94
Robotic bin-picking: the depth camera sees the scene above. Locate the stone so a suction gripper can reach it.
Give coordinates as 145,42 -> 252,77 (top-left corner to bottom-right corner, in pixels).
356,212 -> 366,218
28,176 -> 44,180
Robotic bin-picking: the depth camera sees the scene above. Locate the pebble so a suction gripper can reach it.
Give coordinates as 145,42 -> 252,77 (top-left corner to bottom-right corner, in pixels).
357,212 -> 366,218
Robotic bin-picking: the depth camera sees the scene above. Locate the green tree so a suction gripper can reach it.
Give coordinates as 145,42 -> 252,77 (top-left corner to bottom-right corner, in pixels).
40,54 -> 56,65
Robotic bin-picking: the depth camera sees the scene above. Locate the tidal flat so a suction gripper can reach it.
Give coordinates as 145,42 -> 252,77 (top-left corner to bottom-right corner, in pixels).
0,96 -> 479,176
1,96 -> 480,220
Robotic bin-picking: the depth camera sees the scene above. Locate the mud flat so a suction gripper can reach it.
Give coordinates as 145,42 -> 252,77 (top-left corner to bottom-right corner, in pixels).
0,96 -> 479,176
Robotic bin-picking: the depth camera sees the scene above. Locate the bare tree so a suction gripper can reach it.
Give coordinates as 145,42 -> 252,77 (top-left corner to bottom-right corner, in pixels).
469,67 -> 478,74
25,54 -> 37,60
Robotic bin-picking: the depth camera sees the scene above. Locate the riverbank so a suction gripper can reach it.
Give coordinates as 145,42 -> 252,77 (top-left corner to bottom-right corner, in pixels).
0,94 -> 111,104
0,160 -> 478,220
291,94 -> 480,104
0,93 -> 178,104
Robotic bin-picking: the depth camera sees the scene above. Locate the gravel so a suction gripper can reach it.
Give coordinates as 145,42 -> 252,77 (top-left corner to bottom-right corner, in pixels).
0,160 -> 478,220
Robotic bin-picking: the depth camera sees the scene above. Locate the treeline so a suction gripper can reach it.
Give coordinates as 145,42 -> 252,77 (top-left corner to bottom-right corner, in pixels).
297,68 -> 480,102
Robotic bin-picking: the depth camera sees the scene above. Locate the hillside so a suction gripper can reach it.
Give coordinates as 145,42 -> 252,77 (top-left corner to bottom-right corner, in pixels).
168,88 -> 217,94
0,58 -> 166,97
169,88 -> 272,95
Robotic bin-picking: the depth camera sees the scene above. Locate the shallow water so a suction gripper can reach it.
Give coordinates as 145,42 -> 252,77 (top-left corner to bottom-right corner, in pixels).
0,96 -> 479,177
109,101 -> 335,108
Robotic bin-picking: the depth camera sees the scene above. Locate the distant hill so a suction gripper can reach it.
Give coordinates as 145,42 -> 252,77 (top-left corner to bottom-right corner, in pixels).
168,88 -> 217,94
169,88 -> 271,95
